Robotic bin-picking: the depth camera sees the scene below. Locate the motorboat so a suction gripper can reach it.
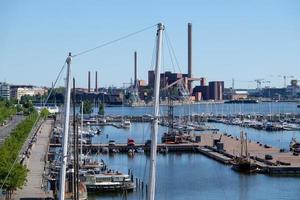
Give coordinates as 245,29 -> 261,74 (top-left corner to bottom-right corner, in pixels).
84,171 -> 135,192
121,119 -> 131,128
127,138 -> 135,146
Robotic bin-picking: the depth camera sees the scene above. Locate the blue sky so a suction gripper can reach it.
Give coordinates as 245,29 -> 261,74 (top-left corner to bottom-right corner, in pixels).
0,0 -> 299,89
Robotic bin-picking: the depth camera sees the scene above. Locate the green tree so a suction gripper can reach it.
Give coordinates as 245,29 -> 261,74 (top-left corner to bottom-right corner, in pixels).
40,108 -> 50,118
16,104 -> 23,113
0,100 -> 16,124
80,100 -> 93,114
98,103 -> 105,115
22,98 -> 35,115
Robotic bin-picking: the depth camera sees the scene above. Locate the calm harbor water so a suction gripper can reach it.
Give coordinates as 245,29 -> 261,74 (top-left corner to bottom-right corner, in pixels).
88,102 -> 300,200
101,102 -> 300,116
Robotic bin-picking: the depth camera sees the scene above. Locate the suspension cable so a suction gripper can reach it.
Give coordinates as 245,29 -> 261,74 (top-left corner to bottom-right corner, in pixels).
43,61 -> 67,106
164,32 -> 176,73
73,24 -> 157,58
165,31 -> 182,74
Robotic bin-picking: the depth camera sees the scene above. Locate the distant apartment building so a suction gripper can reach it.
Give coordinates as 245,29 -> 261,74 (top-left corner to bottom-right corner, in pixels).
10,85 -> 47,100
0,82 -> 10,100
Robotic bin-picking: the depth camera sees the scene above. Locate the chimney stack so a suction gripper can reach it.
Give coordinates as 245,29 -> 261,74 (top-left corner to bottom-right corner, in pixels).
200,77 -> 206,86
188,23 -> 192,91
88,71 -> 91,93
134,51 -> 137,88
95,71 -> 98,92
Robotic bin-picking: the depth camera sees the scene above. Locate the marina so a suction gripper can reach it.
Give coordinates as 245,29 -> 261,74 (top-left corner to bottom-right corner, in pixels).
8,101 -> 300,200
48,131 -> 300,175
1,1 -> 300,199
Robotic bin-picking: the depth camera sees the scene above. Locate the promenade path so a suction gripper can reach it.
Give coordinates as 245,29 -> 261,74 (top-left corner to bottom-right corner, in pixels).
14,119 -> 53,199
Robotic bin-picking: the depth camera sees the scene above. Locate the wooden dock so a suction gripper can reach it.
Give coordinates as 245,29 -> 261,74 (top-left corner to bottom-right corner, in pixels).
49,132 -> 300,175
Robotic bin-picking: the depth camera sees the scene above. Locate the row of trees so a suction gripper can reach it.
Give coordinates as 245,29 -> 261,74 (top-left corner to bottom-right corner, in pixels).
0,111 -> 38,196
0,97 -> 35,125
0,100 -> 16,125
80,100 -> 105,115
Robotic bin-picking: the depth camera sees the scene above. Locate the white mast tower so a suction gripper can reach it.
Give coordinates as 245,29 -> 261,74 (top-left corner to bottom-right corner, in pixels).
58,53 -> 72,200
148,23 -> 164,200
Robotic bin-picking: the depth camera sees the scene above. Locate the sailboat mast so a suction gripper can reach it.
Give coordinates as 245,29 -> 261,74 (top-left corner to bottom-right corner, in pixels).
148,23 -> 164,200
240,131 -> 243,157
59,53 -> 72,200
80,101 -> 83,163
245,132 -> 248,159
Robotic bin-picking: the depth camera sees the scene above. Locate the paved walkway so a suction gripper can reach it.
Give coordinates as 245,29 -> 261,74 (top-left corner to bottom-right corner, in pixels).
14,119 -> 53,199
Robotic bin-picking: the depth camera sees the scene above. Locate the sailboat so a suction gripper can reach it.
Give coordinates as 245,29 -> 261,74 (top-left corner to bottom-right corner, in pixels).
121,93 -> 131,128
232,131 -> 258,173
161,92 -> 195,144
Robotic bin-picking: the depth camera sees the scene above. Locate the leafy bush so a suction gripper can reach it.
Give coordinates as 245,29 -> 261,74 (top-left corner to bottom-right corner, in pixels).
40,108 -> 50,119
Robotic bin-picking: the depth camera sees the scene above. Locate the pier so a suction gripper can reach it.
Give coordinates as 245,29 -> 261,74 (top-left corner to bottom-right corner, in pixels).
15,119 -> 54,199
49,132 -> 300,175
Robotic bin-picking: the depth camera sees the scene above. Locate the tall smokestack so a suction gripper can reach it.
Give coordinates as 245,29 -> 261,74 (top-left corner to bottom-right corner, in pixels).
200,77 -> 206,86
134,51 -> 137,88
95,71 -> 98,92
88,71 -> 91,93
188,23 -> 192,91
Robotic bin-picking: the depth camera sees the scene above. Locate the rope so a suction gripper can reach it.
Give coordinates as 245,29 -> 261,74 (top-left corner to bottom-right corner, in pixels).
150,32 -> 157,71
165,31 -> 182,74
43,61 -> 67,107
164,31 -> 176,73
73,24 -> 157,58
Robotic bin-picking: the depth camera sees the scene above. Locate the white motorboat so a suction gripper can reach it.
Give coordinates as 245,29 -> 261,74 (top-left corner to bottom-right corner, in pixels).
84,172 -> 135,192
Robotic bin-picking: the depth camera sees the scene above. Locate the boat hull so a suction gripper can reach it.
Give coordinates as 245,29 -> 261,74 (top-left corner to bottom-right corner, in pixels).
232,160 -> 258,173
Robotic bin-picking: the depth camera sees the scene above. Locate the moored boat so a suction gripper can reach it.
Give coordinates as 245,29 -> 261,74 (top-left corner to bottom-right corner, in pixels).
290,137 -> 300,153
231,131 -> 258,173
84,172 -> 135,192
232,158 -> 258,173
121,119 -> 131,128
